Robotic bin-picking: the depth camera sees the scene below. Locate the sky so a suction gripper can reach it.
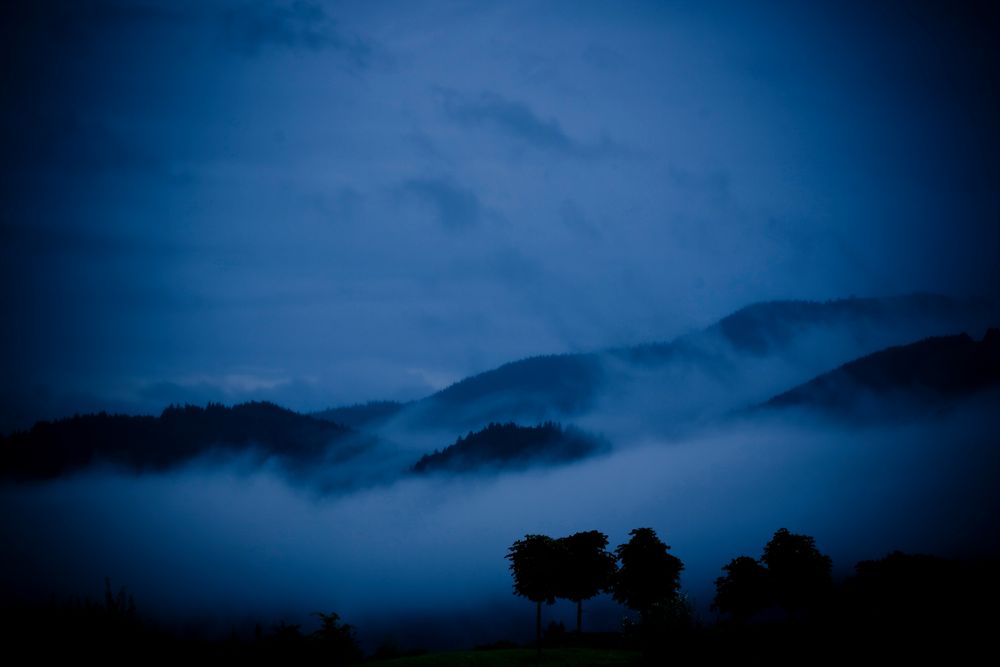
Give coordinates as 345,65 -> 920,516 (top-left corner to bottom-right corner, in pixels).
2,0 -> 999,430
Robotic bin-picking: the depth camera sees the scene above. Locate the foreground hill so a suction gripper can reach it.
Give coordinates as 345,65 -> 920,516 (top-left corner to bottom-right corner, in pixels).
412,422 -> 605,473
373,648 -> 640,666
0,401 -> 369,481
762,329 -> 1000,418
318,294 -> 996,434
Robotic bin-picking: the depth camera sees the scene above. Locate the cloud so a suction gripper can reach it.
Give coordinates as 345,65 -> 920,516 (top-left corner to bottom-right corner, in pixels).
61,0 -> 187,25
0,0 -> 189,31
400,178 -> 483,230
583,43 -> 625,71
222,0 -> 371,66
312,186 -> 364,224
668,167 -> 732,202
438,89 -> 624,158
559,200 -> 601,239
2,399 -> 997,645
0,221 -> 182,260
0,111 -> 162,178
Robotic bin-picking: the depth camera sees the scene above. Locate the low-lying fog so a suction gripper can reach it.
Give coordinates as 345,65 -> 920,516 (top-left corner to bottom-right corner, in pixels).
3,394 -> 997,649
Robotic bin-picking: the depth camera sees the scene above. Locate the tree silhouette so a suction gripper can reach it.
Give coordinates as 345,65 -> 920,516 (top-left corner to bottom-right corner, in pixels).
761,528 -> 832,615
310,612 -> 363,664
556,530 -> 617,634
0,401 -> 363,481
612,528 -> 684,624
412,422 -> 600,473
506,534 -> 562,657
842,550 -> 990,645
712,556 -> 770,621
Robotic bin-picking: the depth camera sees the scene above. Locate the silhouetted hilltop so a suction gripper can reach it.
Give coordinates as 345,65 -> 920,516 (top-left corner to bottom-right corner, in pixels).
0,401 -> 369,481
412,422 -> 605,473
313,400 -> 408,428
837,551 -> 1000,646
763,329 -> 1000,416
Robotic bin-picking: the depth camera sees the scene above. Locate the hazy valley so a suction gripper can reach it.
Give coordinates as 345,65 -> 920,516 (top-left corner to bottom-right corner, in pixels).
3,294 -> 998,651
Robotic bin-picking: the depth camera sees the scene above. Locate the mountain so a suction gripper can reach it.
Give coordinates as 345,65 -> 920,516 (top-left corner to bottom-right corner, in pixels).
708,292 -> 983,356
319,294 -> 996,435
403,353 -> 606,431
5,298 -> 997,485
762,329 -> 1000,418
411,422 -> 605,473
312,401 -> 408,429
0,401 -> 370,481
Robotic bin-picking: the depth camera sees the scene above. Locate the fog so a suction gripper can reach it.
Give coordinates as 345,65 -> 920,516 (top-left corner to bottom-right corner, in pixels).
379,296 -> 998,445
3,395 -> 997,649
4,0 -> 999,651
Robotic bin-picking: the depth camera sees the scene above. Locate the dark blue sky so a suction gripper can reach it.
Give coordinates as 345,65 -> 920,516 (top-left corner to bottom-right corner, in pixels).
2,0 -> 998,430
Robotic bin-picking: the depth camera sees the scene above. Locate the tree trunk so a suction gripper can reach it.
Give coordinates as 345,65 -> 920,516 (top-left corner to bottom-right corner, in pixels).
536,599 -> 542,659
576,599 -> 583,635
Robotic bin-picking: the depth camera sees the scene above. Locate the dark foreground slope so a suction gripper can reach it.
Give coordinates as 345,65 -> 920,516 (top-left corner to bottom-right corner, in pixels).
763,329 -> 1000,418
0,401 -> 369,481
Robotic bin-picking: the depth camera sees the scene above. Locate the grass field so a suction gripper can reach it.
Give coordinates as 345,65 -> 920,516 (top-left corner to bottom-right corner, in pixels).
373,647 -> 640,666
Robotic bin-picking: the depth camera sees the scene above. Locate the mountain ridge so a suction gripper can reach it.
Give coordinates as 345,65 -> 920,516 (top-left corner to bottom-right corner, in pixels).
315,293 -> 997,432
5,294 -> 997,483
0,400 -> 369,481
760,329 -> 1000,418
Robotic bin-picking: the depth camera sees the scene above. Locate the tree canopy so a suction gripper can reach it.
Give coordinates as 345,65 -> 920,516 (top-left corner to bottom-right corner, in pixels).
712,556 -> 770,620
0,401 -> 362,480
761,527 -> 832,612
713,528 -> 833,621
612,528 -> 684,619
413,422 -> 601,473
506,534 -> 563,605
555,530 -> 617,633
507,534 -> 564,655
